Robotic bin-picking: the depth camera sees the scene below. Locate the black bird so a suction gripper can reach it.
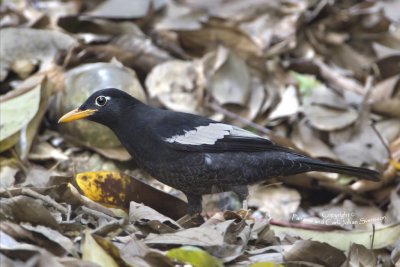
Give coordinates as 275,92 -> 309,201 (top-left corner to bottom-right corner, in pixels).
59,88 -> 380,214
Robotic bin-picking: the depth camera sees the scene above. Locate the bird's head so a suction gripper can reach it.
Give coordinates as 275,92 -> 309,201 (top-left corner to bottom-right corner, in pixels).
58,88 -> 139,126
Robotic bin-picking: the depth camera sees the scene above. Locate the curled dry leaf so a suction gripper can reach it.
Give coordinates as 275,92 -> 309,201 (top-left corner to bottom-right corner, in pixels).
20,223 -> 76,256
291,119 -> 338,160
76,171 -> 187,220
0,28 -> 77,81
145,60 -> 205,114
1,221 -> 40,248
248,185 -> 301,221
129,201 -> 182,233
116,239 -> 152,267
161,18 -> 263,59
332,121 -> 388,170
115,235 -> 173,267
29,141 -> 69,162
203,46 -> 250,106
268,85 -> 299,120
200,211 -> 252,262
0,165 -> 18,189
283,240 -> 346,267
145,220 -> 234,247
145,214 -> 251,263
346,243 -> 376,267
377,0 -> 400,22
0,196 -> 60,230
22,165 -> 52,187
0,231 -> 45,256
113,33 -> 173,73
304,86 -> 358,131
58,15 -> 145,36
370,75 -> 400,117
87,0 -> 159,20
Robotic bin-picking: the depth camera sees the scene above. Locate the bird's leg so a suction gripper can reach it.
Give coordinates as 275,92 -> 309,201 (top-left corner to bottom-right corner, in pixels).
231,185 -> 249,210
177,194 -> 204,228
186,194 -> 203,215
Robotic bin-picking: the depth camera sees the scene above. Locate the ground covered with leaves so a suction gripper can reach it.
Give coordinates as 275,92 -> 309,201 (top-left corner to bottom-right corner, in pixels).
1,0 -> 400,266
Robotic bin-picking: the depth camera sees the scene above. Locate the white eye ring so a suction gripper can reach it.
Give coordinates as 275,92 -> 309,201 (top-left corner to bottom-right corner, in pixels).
95,96 -> 108,106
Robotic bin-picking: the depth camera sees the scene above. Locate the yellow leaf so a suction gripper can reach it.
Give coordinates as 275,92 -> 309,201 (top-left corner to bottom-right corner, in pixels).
75,171 -> 129,209
75,170 -> 188,220
81,230 -> 118,267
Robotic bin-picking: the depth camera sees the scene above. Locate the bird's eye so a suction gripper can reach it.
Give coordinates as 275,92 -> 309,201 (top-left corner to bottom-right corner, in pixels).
95,96 -> 108,106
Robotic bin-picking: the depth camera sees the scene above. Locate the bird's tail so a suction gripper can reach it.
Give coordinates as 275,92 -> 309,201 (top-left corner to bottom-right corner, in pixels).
300,158 -> 380,181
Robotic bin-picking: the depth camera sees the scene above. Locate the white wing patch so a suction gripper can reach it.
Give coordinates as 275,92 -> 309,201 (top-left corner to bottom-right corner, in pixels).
163,123 -> 264,145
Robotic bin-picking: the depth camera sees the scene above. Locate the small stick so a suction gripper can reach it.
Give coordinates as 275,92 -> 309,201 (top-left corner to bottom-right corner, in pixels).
371,123 -> 391,161
91,219 -> 126,236
66,204 -> 72,222
207,101 -> 271,135
81,206 -> 115,221
370,224 -> 376,249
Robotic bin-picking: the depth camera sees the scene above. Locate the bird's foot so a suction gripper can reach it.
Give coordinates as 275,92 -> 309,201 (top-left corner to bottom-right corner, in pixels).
237,195 -> 252,219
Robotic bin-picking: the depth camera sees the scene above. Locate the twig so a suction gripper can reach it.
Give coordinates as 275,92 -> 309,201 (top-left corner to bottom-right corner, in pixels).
370,224 -> 375,249
314,58 -> 364,95
360,75 -> 374,110
354,75 -> 374,132
305,0 -> 329,23
81,206 -> 115,221
361,75 -> 391,162
21,188 -> 68,213
269,219 -> 345,231
371,123 -> 392,161
207,101 -> 271,136
66,204 -> 72,222
91,218 -> 126,236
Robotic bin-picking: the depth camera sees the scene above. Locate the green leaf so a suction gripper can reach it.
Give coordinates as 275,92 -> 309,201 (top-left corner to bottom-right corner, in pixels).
166,246 -> 223,267
291,71 -> 321,99
0,85 -> 41,142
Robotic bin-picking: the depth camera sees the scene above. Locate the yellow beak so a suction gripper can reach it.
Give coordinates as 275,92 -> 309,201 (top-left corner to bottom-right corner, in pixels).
58,108 -> 97,123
